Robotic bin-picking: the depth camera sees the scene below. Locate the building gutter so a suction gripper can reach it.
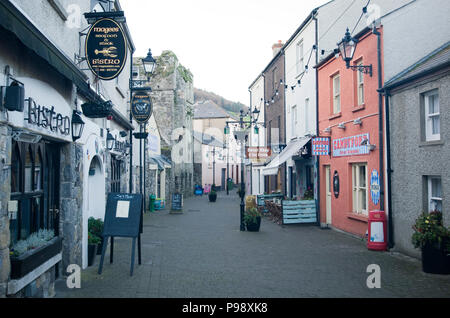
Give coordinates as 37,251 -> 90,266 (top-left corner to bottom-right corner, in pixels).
313,10 -> 321,227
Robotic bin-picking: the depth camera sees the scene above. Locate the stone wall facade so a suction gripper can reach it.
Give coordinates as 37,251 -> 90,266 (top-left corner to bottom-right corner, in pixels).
59,143 -> 84,272
389,68 -> 450,257
134,51 -> 195,205
0,124 -> 11,297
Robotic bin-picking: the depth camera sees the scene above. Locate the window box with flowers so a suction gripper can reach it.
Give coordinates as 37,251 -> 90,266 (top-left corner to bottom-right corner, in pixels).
412,210 -> 450,274
9,229 -> 62,280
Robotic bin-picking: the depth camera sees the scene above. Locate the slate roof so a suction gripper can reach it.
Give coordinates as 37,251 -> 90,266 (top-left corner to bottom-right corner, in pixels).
193,130 -> 224,148
384,41 -> 450,89
193,100 -> 231,119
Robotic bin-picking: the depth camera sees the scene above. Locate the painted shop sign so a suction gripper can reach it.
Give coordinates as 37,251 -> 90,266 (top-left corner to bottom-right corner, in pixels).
332,133 -> 369,157
370,169 -> 380,205
85,18 -> 128,80
25,98 -> 70,136
246,147 -> 271,159
131,92 -> 152,124
312,137 -> 330,156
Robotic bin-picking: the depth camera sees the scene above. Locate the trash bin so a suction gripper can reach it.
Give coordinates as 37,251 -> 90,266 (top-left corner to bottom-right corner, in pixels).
149,194 -> 156,212
227,178 -> 233,191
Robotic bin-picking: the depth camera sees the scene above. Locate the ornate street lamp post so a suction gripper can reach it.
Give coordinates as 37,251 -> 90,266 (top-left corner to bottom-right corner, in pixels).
224,106 -> 261,231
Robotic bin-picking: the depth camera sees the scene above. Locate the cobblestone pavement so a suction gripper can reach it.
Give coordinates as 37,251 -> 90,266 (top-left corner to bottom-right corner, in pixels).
55,192 -> 450,298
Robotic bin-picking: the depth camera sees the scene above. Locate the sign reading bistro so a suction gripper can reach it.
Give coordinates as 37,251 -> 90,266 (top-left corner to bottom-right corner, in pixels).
85,18 -> 127,80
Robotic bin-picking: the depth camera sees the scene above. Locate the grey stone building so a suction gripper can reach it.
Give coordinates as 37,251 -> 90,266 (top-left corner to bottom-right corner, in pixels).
133,50 -> 195,205
383,42 -> 450,257
0,0 -> 135,297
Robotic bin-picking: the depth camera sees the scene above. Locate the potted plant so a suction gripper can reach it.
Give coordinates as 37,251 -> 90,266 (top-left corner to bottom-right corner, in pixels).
209,189 -> 217,202
88,217 -> 105,255
412,210 -> 450,274
87,232 -> 101,266
244,207 -> 262,232
9,229 -> 62,279
302,187 -> 314,200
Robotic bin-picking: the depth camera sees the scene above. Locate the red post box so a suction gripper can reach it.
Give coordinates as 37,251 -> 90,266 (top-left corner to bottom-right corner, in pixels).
367,210 -> 387,251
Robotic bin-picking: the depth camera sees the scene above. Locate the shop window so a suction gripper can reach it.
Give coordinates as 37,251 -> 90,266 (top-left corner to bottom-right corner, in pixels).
423,90 -> 440,141
10,141 -> 52,245
24,146 -> 33,193
352,163 -> 368,215
427,176 -> 442,212
332,73 -> 341,114
11,143 -> 21,193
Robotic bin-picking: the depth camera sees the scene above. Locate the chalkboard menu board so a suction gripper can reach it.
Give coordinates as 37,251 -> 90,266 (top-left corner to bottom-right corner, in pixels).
171,193 -> 183,211
103,193 -> 143,237
99,193 -> 143,276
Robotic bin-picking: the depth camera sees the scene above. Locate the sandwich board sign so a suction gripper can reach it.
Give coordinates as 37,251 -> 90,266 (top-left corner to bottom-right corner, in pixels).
98,193 -> 143,276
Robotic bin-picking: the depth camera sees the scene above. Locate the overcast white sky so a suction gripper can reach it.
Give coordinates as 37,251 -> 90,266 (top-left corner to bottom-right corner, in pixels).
121,0 -> 328,105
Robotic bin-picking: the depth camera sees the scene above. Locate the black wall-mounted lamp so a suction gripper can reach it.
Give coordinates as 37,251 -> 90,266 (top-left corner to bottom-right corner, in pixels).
106,130 -> 115,150
337,28 -> 373,76
1,66 -> 25,112
72,110 -> 85,142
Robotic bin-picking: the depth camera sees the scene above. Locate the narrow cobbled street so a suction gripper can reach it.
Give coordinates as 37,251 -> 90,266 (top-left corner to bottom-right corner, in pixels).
55,192 -> 450,298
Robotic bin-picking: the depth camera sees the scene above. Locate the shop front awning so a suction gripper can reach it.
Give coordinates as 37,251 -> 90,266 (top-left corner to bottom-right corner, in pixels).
149,154 -> 172,170
262,137 -> 310,176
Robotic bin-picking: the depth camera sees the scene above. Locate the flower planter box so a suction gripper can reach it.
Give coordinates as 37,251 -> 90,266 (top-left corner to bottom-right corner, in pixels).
88,244 -> 98,266
422,244 -> 450,275
209,193 -> 217,202
246,216 -> 261,232
10,237 -> 62,280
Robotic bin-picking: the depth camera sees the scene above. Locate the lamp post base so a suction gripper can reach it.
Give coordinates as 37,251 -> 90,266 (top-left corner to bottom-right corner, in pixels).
240,200 -> 245,231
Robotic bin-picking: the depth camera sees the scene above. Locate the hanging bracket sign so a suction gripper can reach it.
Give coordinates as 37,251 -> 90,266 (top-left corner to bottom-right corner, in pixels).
131,92 -> 152,124
85,18 -> 128,80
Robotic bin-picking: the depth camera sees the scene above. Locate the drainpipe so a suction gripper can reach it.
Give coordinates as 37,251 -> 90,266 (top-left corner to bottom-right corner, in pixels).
313,9 -> 320,226
249,88 -> 253,195
373,27 -> 385,213
129,51 -> 133,193
384,91 -> 394,249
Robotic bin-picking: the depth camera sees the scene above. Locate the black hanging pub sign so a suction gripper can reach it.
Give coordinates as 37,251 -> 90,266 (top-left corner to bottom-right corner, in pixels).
85,17 -> 128,80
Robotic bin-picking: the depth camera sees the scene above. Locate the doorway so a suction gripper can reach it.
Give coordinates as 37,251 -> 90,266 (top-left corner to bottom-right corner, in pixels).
221,168 -> 226,190
325,165 -> 332,225
87,156 -> 105,220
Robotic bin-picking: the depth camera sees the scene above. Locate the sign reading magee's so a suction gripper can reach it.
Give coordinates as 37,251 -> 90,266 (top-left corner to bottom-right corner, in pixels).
85,18 -> 128,80
131,92 -> 152,124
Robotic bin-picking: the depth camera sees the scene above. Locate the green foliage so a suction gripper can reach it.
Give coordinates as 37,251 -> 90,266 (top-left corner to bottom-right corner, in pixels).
88,217 -> 104,237
302,187 -> 314,200
412,211 -> 450,253
10,229 -> 55,257
88,232 -> 101,245
177,65 -> 193,83
88,217 -> 103,245
244,207 -> 261,225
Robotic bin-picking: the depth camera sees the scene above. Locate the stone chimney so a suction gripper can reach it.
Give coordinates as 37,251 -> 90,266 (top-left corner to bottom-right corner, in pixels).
272,40 -> 284,57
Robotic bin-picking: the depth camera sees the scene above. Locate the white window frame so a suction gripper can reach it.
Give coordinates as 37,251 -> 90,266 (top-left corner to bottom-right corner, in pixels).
352,163 -> 368,215
427,176 -> 442,212
333,74 -> 341,114
296,40 -> 304,74
356,60 -> 364,105
304,98 -> 310,134
424,90 -> 440,141
291,105 -> 297,138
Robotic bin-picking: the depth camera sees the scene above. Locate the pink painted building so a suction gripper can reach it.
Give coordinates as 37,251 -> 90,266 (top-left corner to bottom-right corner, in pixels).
316,27 -> 385,237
